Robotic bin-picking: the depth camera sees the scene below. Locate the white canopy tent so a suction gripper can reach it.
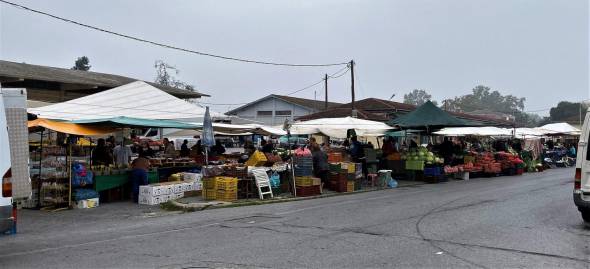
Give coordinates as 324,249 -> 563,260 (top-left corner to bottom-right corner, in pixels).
433,127 -> 513,137
290,117 -> 393,139
536,122 -> 581,135
28,81 -> 224,122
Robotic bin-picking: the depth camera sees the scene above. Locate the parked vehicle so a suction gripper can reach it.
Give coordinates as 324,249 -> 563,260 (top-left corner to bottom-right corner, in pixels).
574,109 -> 590,223
0,92 -> 15,234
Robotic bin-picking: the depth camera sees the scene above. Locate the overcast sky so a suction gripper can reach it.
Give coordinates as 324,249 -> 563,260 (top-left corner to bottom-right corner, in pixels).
0,0 -> 588,115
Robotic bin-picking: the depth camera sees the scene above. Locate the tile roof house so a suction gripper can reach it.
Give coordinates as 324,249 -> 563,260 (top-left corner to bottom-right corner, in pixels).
225,94 -> 342,125
295,98 -> 515,127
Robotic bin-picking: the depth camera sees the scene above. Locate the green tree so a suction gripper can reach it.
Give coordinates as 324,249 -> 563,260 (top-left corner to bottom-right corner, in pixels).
549,101 -> 587,122
154,60 -> 195,91
71,56 -> 91,71
403,89 -> 437,106
443,85 -> 525,113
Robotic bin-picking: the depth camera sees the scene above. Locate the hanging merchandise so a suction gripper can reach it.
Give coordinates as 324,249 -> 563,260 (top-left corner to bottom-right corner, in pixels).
269,172 -> 281,188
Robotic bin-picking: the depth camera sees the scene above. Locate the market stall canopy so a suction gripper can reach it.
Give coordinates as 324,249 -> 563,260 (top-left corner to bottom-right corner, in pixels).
434,127 -> 512,137
28,81 -> 223,121
290,117 -> 393,139
28,118 -> 116,136
72,116 -> 200,129
389,101 -> 475,129
514,128 -> 547,137
536,122 -> 581,135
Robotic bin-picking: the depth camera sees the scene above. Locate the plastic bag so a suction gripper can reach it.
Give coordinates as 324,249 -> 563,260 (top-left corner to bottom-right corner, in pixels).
269,172 -> 281,188
387,177 -> 398,188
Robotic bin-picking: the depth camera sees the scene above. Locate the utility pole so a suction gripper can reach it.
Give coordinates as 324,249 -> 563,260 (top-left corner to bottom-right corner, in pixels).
350,60 -> 355,113
324,74 -> 328,111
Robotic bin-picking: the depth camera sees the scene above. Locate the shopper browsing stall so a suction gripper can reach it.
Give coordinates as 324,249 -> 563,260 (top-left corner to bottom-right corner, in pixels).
130,157 -> 150,203
180,139 -> 191,157
311,143 -> 329,185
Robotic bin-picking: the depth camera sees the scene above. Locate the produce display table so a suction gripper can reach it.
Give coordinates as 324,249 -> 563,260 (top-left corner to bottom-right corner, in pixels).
157,166 -> 200,182
94,171 -> 158,192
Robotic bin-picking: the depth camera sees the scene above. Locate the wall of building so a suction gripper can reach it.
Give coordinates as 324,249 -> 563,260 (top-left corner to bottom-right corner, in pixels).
230,97 -> 313,126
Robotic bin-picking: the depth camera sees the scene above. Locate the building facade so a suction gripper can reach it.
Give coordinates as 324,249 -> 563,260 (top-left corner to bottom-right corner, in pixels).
226,95 -> 342,126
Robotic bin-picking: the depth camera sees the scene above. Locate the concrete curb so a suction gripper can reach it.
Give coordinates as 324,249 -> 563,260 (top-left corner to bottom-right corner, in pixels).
167,181 -> 426,211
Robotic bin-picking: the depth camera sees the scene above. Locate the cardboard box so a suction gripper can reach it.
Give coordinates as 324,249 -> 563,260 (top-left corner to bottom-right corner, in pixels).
139,195 -> 161,205
183,173 -> 203,181
76,198 -> 99,209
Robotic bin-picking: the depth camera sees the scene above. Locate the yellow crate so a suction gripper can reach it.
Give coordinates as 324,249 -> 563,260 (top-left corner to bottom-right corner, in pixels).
202,178 -> 217,190
216,190 -> 237,201
346,181 -> 355,192
295,176 -> 314,187
312,177 -> 321,186
202,189 -> 217,200
245,150 -> 268,167
216,177 -> 238,190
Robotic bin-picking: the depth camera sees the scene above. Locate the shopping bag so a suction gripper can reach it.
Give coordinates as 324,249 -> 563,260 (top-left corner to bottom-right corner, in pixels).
387,177 -> 398,188
269,172 -> 281,188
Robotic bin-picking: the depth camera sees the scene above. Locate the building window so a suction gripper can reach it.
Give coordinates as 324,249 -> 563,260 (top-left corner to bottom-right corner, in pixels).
257,111 -> 273,116
275,110 -> 292,116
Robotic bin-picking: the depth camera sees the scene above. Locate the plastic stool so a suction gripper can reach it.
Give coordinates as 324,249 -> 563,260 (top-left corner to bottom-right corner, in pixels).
366,173 -> 378,187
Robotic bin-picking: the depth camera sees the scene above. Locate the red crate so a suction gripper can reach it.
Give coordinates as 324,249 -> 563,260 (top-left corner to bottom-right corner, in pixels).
296,185 -> 321,197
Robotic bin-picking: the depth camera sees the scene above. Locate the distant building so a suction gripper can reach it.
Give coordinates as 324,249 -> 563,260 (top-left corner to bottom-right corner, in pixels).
467,110 -> 516,123
225,94 -> 342,125
0,60 -> 207,102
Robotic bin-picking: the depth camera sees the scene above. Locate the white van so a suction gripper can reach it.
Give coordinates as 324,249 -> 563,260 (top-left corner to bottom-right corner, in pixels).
0,92 -> 14,233
574,109 -> 590,223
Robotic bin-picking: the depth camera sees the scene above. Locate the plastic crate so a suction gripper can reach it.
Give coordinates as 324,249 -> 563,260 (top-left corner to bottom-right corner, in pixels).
202,178 -> 217,190
295,176 -> 314,187
296,185 -> 321,197
202,189 -> 217,200
346,181 -> 355,192
327,152 -> 343,163
216,190 -> 237,201
216,177 -> 238,191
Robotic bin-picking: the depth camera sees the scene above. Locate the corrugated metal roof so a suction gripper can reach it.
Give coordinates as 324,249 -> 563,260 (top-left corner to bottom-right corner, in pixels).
0,60 -> 208,98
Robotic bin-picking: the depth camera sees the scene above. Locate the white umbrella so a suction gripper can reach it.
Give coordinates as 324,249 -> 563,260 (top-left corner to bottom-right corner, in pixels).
291,117 -> 393,139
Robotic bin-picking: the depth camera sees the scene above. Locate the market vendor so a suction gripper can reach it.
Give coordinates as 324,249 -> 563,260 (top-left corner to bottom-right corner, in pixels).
163,138 -> 177,157
261,139 -> 274,153
210,140 -> 226,156
191,139 -> 203,155
180,139 -> 191,157
138,141 -> 155,158
382,137 -> 397,156
130,157 -> 150,203
92,138 -> 113,166
349,136 -> 364,162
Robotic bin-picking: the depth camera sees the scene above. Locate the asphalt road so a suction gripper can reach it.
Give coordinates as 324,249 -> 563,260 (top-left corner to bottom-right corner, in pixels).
1,168 -> 588,268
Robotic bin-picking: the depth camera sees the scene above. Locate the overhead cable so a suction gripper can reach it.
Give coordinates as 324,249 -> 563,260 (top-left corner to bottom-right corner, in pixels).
0,0 -> 349,67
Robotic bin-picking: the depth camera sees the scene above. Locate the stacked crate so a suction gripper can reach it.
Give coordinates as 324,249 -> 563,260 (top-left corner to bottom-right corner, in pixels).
202,177 -> 238,201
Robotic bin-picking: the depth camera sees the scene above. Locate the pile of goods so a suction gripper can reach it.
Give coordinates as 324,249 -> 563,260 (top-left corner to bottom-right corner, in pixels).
294,176 -> 321,197
139,172 -> 202,205
245,151 -> 268,167
148,157 -> 196,168
202,176 -> 238,202
327,162 -> 362,192
402,147 -> 444,171
443,151 -> 525,177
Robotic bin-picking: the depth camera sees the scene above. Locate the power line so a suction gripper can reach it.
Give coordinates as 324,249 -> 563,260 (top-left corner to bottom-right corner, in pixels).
0,0 -> 348,67
285,65 -> 351,96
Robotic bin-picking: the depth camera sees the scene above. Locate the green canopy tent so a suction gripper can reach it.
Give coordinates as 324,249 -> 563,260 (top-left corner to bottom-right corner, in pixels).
72,116 -> 200,129
389,101 -> 478,132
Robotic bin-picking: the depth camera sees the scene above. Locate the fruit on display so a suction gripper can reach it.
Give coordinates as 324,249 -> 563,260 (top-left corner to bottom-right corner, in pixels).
401,147 -> 444,165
